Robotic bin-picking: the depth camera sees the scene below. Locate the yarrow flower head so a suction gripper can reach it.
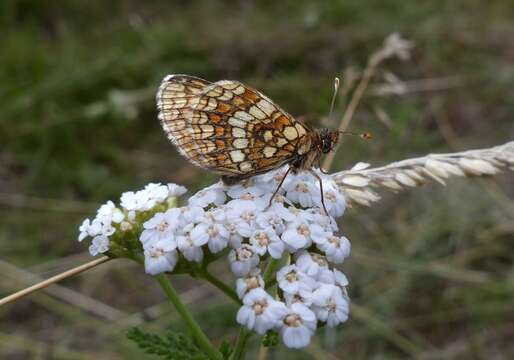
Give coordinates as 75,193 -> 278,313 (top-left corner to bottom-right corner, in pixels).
78,168 -> 352,349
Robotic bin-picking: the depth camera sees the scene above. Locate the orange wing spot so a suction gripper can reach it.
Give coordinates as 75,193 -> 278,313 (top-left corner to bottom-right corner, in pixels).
217,154 -> 228,162
209,113 -> 222,123
233,97 -> 246,107
276,149 -> 292,157
258,158 -> 278,168
274,115 -> 291,131
284,143 -> 296,152
243,89 -> 259,102
215,126 -> 225,136
254,139 -> 265,148
217,102 -> 231,113
215,139 -> 225,149
247,151 -> 261,161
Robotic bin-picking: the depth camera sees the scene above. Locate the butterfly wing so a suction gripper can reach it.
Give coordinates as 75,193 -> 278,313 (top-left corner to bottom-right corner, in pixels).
157,75 -> 312,177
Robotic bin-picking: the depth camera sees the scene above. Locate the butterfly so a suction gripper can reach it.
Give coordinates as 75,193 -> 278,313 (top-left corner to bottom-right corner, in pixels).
156,74 -> 369,213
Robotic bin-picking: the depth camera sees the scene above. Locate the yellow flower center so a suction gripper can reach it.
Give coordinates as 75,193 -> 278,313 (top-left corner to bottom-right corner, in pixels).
297,224 -> 310,236
207,226 -> 218,237
156,221 -> 168,232
327,298 -> 337,312
238,247 -> 253,260
284,314 -> 303,327
245,277 -> 260,291
285,271 -> 298,283
312,253 -> 327,266
255,232 -> 269,246
252,299 -> 268,315
325,191 -> 337,202
328,236 -> 340,248
150,248 -> 165,258
295,182 -> 309,193
241,211 -> 255,223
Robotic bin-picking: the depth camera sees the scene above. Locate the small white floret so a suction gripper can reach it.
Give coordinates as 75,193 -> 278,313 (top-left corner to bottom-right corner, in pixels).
143,240 -> 178,275
228,244 -> 260,277
236,269 -> 265,299
237,288 -> 288,335
88,235 -> 110,256
311,284 -> 349,327
279,303 -> 317,349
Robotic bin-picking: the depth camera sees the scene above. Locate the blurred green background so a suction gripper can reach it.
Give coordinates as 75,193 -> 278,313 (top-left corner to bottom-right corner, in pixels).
1,1 -> 513,359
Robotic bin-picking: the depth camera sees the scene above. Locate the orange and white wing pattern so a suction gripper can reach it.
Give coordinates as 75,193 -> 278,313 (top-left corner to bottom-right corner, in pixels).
156,74 -> 211,168
157,74 -> 312,177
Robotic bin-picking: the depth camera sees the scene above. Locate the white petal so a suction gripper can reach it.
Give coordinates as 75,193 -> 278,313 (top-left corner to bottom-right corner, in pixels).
281,326 -> 312,349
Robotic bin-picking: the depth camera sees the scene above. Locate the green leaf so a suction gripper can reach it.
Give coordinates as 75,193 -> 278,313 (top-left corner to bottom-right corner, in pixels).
262,330 -> 279,348
127,327 -> 208,360
218,340 -> 233,360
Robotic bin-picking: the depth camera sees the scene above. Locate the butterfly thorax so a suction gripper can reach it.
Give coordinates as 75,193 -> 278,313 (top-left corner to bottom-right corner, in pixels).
290,128 -> 340,172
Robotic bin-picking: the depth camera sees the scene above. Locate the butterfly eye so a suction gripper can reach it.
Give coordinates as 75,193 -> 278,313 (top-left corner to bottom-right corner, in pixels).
322,136 -> 332,153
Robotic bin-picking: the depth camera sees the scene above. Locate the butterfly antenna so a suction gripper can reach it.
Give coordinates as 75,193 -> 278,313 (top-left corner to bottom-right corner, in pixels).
328,77 -> 340,121
339,130 -> 373,140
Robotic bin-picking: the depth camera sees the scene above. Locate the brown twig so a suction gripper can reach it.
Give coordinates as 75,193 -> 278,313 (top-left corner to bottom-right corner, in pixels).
0,256 -> 111,307
369,76 -> 463,96
322,33 -> 414,171
322,59 -> 376,171
0,259 -> 125,320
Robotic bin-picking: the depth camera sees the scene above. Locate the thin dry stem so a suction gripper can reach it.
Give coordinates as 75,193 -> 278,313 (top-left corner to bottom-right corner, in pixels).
258,346 -> 269,360
322,58 -> 376,171
323,33 -> 414,170
0,259 -> 125,320
370,76 -> 463,96
0,256 -> 111,307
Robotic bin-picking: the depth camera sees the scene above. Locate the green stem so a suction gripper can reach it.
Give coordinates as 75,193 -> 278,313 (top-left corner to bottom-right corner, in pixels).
197,269 -> 241,305
155,273 -> 221,360
230,327 -> 252,360
263,258 -> 280,285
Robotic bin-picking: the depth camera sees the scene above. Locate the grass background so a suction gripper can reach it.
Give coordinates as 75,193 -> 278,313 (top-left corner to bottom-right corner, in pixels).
1,0 -> 513,359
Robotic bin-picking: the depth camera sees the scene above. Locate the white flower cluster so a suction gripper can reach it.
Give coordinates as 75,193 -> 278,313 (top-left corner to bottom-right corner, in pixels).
78,167 -> 351,349
78,183 -> 186,257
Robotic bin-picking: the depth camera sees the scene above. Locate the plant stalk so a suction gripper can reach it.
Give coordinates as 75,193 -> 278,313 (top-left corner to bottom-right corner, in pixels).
197,269 -> 241,305
263,258 -> 280,285
155,273 -> 221,360
230,327 -> 252,360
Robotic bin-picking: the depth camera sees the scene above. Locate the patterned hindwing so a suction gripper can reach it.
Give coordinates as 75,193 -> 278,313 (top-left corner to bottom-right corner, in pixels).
157,75 -> 313,176
157,74 -> 212,167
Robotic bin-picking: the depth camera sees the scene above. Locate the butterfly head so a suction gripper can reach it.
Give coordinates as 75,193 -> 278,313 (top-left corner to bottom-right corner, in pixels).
318,128 -> 372,154
319,128 -> 340,154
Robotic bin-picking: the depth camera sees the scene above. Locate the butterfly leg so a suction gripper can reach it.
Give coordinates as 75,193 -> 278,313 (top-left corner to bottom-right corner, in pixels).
309,169 -> 328,215
268,166 -> 292,207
